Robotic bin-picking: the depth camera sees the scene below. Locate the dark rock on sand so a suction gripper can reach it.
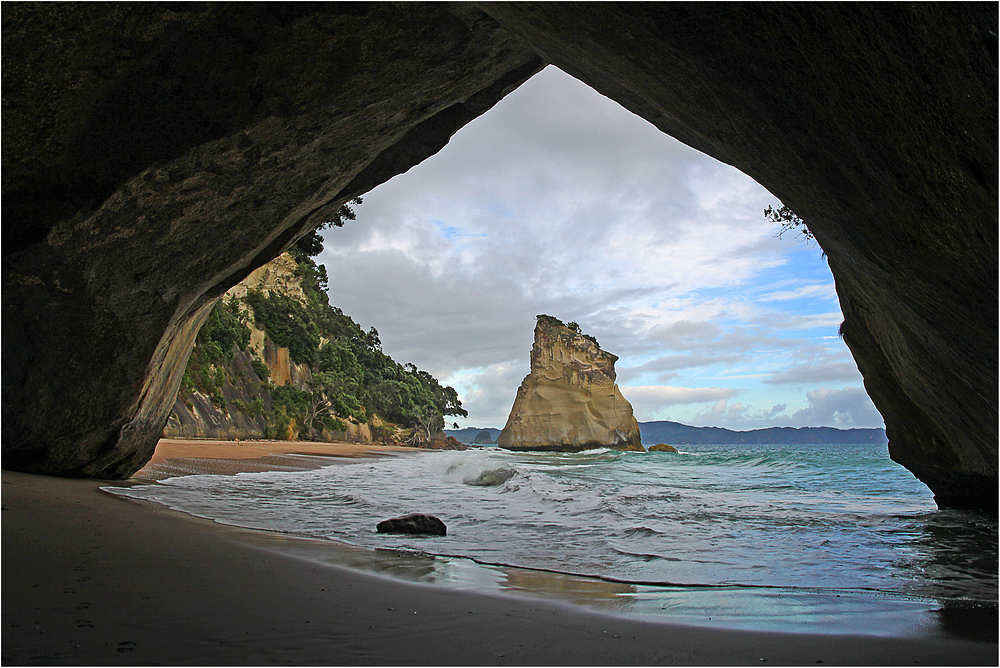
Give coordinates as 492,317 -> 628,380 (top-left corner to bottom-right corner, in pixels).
377,514 -> 447,537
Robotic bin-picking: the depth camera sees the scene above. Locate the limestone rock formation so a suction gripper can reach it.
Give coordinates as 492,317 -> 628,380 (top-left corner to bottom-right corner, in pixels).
648,444 -> 678,454
2,4 -> 995,510
499,317 -> 642,452
227,253 -> 309,307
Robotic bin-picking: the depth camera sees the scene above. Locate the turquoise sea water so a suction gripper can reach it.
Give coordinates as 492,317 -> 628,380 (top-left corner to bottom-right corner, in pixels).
109,443 -> 997,638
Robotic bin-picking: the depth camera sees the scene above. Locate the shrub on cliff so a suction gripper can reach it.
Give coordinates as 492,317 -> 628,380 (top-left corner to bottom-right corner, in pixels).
244,290 -> 319,366
250,356 -> 269,382
537,314 -> 599,347
177,196 -> 466,441
180,296 -> 251,401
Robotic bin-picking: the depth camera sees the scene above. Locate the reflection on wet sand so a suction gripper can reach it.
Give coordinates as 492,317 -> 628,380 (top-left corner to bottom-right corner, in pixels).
235,529 -> 638,611
498,568 -> 636,611
220,527 -> 997,641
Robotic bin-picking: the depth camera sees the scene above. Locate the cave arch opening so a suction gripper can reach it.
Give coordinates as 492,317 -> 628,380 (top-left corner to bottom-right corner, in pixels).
315,65 -> 886,447
3,3 -> 992,513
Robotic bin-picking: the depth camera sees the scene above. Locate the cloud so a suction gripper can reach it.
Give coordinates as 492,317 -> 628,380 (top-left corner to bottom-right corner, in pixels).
624,385 -> 742,421
757,282 -> 839,302
446,362 -> 528,428
316,65 -> 864,430
617,353 -> 746,383
691,399 -> 780,426
764,359 -> 863,385
689,387 -> 883,430
790,387 -> 885,428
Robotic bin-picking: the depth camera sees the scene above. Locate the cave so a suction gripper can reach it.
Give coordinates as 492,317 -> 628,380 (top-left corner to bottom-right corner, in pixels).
3,3 -> 996,512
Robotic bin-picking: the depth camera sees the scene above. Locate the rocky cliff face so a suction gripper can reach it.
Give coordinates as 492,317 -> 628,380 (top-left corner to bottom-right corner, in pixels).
1,3 -> 541,478
477,3 -> 998,511
2,4 -> 995,510
163,253 -> 371,444
499,318 -> 642,452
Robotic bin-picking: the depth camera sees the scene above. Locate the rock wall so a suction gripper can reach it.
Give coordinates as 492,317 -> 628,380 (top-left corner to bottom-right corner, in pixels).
2,3 -> 542,478
2,4 -> 995,510
499,318 -> 642,452
162,253 -> 370,444
478,3 -> 998,511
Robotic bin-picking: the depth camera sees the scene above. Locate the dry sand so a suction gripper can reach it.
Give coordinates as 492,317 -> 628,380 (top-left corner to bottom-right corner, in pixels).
146,438 -> 416,465
3,439 -> 997,665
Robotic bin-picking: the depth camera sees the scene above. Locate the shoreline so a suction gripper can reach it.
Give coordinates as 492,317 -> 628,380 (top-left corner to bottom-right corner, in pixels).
4,439 -> 997,665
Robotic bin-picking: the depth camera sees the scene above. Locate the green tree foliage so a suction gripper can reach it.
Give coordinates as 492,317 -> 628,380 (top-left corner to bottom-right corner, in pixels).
247,242 -> 466,439
250,357 -> 269,382
537,313 -> 566,328
179,196 -> 466,441
199,295 -> 251,364
180,297 -> 252,405
243,290 -> 319,366
292,197 -> 363,259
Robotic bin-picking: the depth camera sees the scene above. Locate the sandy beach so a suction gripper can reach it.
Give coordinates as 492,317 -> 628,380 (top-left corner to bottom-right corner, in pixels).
3,439 -> 996,665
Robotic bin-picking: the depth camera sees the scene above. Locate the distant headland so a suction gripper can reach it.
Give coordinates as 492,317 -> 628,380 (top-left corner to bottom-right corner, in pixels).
637,421 -> 887,446
448,421 -> 887,446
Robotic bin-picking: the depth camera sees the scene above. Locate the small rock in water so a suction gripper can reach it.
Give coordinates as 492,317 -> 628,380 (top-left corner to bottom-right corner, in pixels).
376,513 -> 447,536
647,443 -> 678,453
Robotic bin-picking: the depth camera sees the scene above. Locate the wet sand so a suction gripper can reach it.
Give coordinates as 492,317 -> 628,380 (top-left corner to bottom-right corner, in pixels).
3,439 -> 996,665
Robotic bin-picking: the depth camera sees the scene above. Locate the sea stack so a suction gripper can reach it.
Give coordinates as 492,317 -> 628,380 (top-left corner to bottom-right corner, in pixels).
498,316 -> 643,452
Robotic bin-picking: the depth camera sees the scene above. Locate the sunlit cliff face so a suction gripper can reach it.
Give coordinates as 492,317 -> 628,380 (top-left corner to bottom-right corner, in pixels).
2,4 -> 995,511
499,318 -> 642,452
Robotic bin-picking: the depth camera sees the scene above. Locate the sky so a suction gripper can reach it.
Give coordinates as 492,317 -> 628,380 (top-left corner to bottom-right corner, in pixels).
318,66 -> 885,432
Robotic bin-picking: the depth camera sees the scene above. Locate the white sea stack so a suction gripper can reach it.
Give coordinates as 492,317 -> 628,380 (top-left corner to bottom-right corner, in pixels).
498,317 -> 643,452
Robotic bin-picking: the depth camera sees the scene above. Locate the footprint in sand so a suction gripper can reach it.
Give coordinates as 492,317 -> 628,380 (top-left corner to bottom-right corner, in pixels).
76,576 -> 90,583
62,588 -> 76,594
75,620 -> 94,628
75,602 -> 91,611
116,641 -> 136,653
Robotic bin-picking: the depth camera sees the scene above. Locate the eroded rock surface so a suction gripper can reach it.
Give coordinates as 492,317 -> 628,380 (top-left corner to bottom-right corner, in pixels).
2,3 -> 542,477
2,4 -> 995,510
478,3 -> 997,511
499,318 -> 642,452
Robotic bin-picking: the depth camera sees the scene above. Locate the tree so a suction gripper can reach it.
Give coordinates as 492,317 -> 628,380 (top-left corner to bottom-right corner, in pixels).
764,204 -> 814,244
293,197 -> 363,256
300,373 -> 340,434
411,403 -> 442,441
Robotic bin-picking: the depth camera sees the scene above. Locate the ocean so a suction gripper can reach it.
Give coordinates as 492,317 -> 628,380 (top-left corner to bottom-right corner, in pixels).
108,443 -> 997,639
